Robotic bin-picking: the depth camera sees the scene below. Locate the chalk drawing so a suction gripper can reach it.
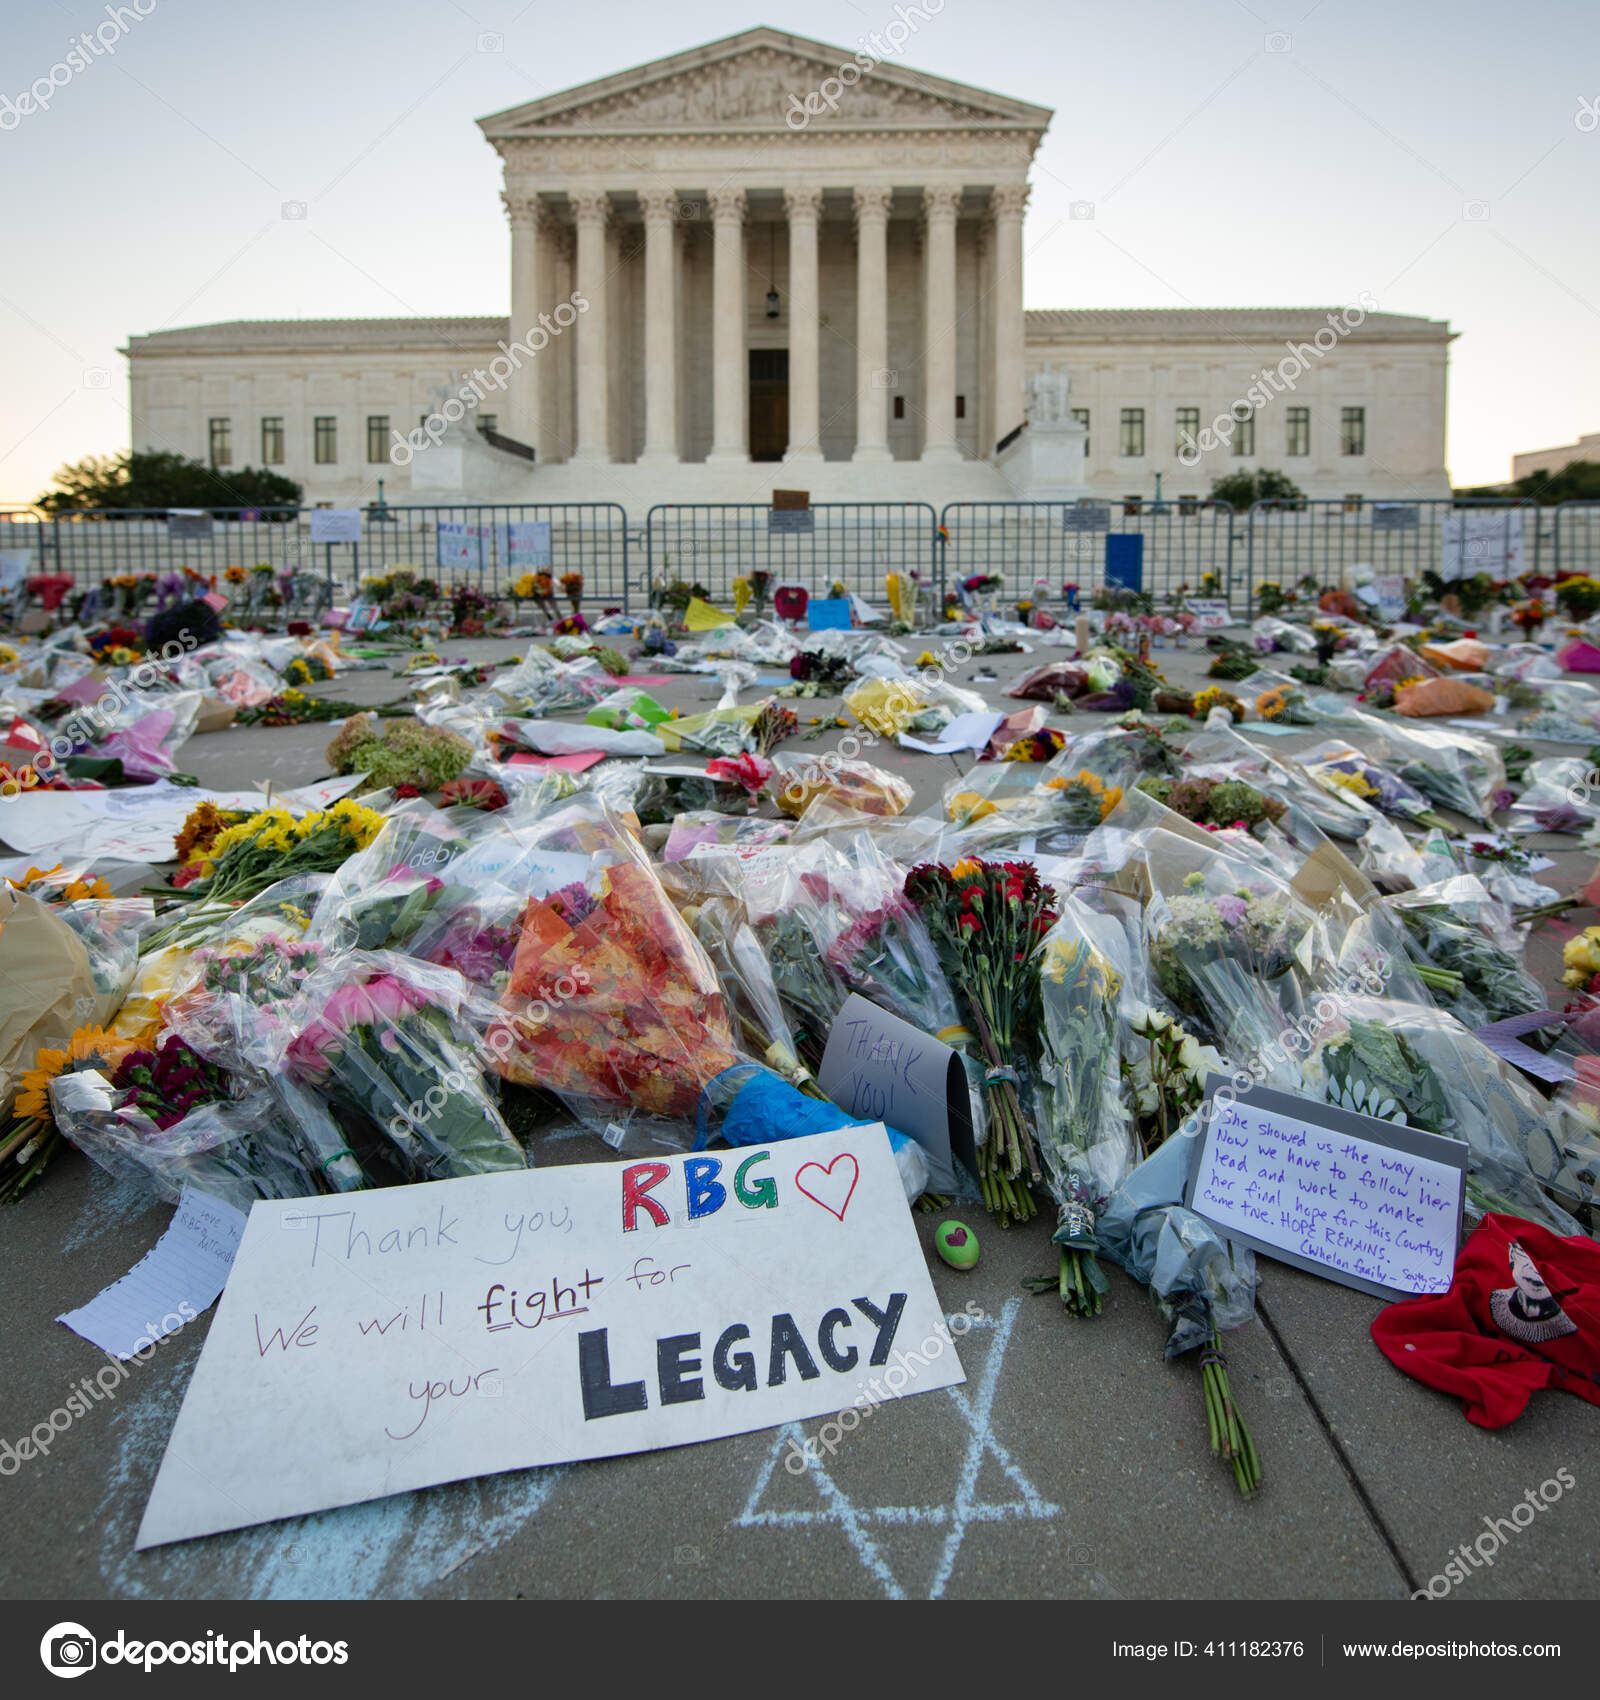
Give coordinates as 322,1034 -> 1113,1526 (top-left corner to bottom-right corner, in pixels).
61,1162 -> 162,1255
96,1371 -> 567,1600
733,1298 -> 1061,1599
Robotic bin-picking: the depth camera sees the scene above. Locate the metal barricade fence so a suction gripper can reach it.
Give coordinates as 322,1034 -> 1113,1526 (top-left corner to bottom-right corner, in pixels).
1553,503 -> 1600,578
938,499 -> 1237,606
31,502 -> 631,610
1243,496 -> 1543,611
643,502 -> 938,606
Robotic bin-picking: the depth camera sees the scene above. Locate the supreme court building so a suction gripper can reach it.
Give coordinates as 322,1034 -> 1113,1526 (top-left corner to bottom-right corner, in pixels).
124,27 -> 1455,508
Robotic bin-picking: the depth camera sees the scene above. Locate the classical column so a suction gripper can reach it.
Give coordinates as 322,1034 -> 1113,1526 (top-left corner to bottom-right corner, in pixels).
502,191 -> 544,453
851,186 -> 893,463
989,183 -> 1029,454
920,185 -> 962,463
783,186 -> 824,464
571,190 -> 612,463
638,189 -> 680,464
707,186 -> 748,463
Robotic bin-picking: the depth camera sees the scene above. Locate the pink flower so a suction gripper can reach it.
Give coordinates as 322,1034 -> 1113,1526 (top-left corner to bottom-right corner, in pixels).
288,974 -> 434,1077
706,752 -> 773,795
1215,894 -> 1248,927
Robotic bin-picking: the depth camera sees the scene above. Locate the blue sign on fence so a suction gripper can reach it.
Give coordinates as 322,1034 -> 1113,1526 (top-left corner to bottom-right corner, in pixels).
1105,533 -> 1144,591
807,597 -> 853,631
769,508 -> 815,534
1061,503 -> 1111,532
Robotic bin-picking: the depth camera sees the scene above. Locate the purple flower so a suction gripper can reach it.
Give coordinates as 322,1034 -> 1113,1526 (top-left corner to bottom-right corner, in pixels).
1215,894 -> 1248,927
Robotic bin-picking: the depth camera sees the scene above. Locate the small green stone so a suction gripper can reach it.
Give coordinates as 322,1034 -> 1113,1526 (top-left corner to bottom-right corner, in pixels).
935,1220 -> 980,1270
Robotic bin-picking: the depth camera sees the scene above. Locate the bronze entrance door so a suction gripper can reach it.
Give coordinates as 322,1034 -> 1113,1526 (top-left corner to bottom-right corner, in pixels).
748,349 -> 789,462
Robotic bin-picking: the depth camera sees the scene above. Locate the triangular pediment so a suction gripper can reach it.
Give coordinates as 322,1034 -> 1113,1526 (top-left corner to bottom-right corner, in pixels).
477,27 -> 1051,137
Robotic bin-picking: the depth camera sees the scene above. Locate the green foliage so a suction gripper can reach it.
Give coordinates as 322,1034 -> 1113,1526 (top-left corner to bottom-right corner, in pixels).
1457,460 -> 1600,505
37,450 -> 302,514
1207,467 -> 1306,511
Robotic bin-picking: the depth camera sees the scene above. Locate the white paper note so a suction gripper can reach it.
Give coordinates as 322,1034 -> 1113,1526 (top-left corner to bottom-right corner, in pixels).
899,711 -> 1006,755
58,1187 -> 247,1359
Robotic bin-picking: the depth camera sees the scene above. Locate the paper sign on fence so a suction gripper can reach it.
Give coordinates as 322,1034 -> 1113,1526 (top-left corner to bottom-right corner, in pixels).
136,1126 -> 961,1548
1185,1081 -> 1467,1301
308,509 -> 362,545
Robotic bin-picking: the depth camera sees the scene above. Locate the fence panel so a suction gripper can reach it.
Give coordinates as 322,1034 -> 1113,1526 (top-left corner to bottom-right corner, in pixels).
938,499 -> 1236,606
644,502 -> 937,606
35,502 -> 630,611
1554,503 -> 1600,578
1243,496 -> 1542,611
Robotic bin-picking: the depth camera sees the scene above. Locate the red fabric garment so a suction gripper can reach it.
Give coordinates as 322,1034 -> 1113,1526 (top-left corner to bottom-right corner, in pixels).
1371,1214 -> 1600,1429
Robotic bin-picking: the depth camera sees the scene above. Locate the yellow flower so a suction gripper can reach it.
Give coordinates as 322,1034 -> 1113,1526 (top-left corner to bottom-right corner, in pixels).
949,857 -> 983,881
946,791 -> 998,823
915,651 -> 939,669
1323,768 -> 1377,800
1562,928 -> 1600,987
7,863 -> 65,892
62,877 -> 116,901
15,1027 -> 135,1120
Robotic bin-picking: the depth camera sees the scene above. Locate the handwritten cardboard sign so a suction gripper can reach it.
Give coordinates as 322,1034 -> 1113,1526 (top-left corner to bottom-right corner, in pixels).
1184,1082 -> 1467,1301
818,995 -> 975,1194
137,1127 -> 961,1548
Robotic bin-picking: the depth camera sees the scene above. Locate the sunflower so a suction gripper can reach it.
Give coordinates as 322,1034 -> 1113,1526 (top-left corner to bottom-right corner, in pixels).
7,864 -> 64,892
62,876 -> 116,901
14,1026 -> 136,1121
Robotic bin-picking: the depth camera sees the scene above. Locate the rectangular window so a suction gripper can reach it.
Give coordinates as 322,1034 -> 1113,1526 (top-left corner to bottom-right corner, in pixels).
366,415 -> 390,463
1122,495 -> 1143,517
260,416 -> 284,465
1233,409 -> 1255,456
1175,406 -> 1200,458
1341,405 -> 1366,456
477,413 -> 498,434
1071,407 -> 1090,455
1286,406 -> 1310,457
893,395 -> 905,420
1119,408 -> 1145,457
1343,492 -> 1364,513
314,416 -> 337,465
208,417 -> 232,467
955,395 -> 966,420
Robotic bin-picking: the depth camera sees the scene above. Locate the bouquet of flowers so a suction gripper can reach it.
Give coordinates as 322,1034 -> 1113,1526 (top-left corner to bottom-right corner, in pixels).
1028,906 -> 1137,1316
1300,1001 -> 1598,1231
1037,768 -> 1125,830
1341,709 -> 1505,825
1389,879 -> 1546,1027
1,1025 -> 136,1204
559,571 -> 583,613
284,953 -> 525,1181
905,859 -> 1057,1223
1136,775 -> 1286,835
485,803 -> 741,1135
148,800 -> 386,946
689,895 -> 819,1091
1299,742 -> 1451,831
1147,872 -> 1317,1072
1256,681 -> 1317,724
1097,1126 -> 1263,1495
325,714 -> 474,793
750,697 -> 800,756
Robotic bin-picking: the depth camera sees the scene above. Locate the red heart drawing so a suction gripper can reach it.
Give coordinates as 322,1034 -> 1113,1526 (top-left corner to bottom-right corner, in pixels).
794,1154 -> 859,1222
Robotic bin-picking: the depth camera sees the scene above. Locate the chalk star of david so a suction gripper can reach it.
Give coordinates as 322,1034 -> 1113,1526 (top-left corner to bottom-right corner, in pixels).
733,1296 -> 1060,1599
